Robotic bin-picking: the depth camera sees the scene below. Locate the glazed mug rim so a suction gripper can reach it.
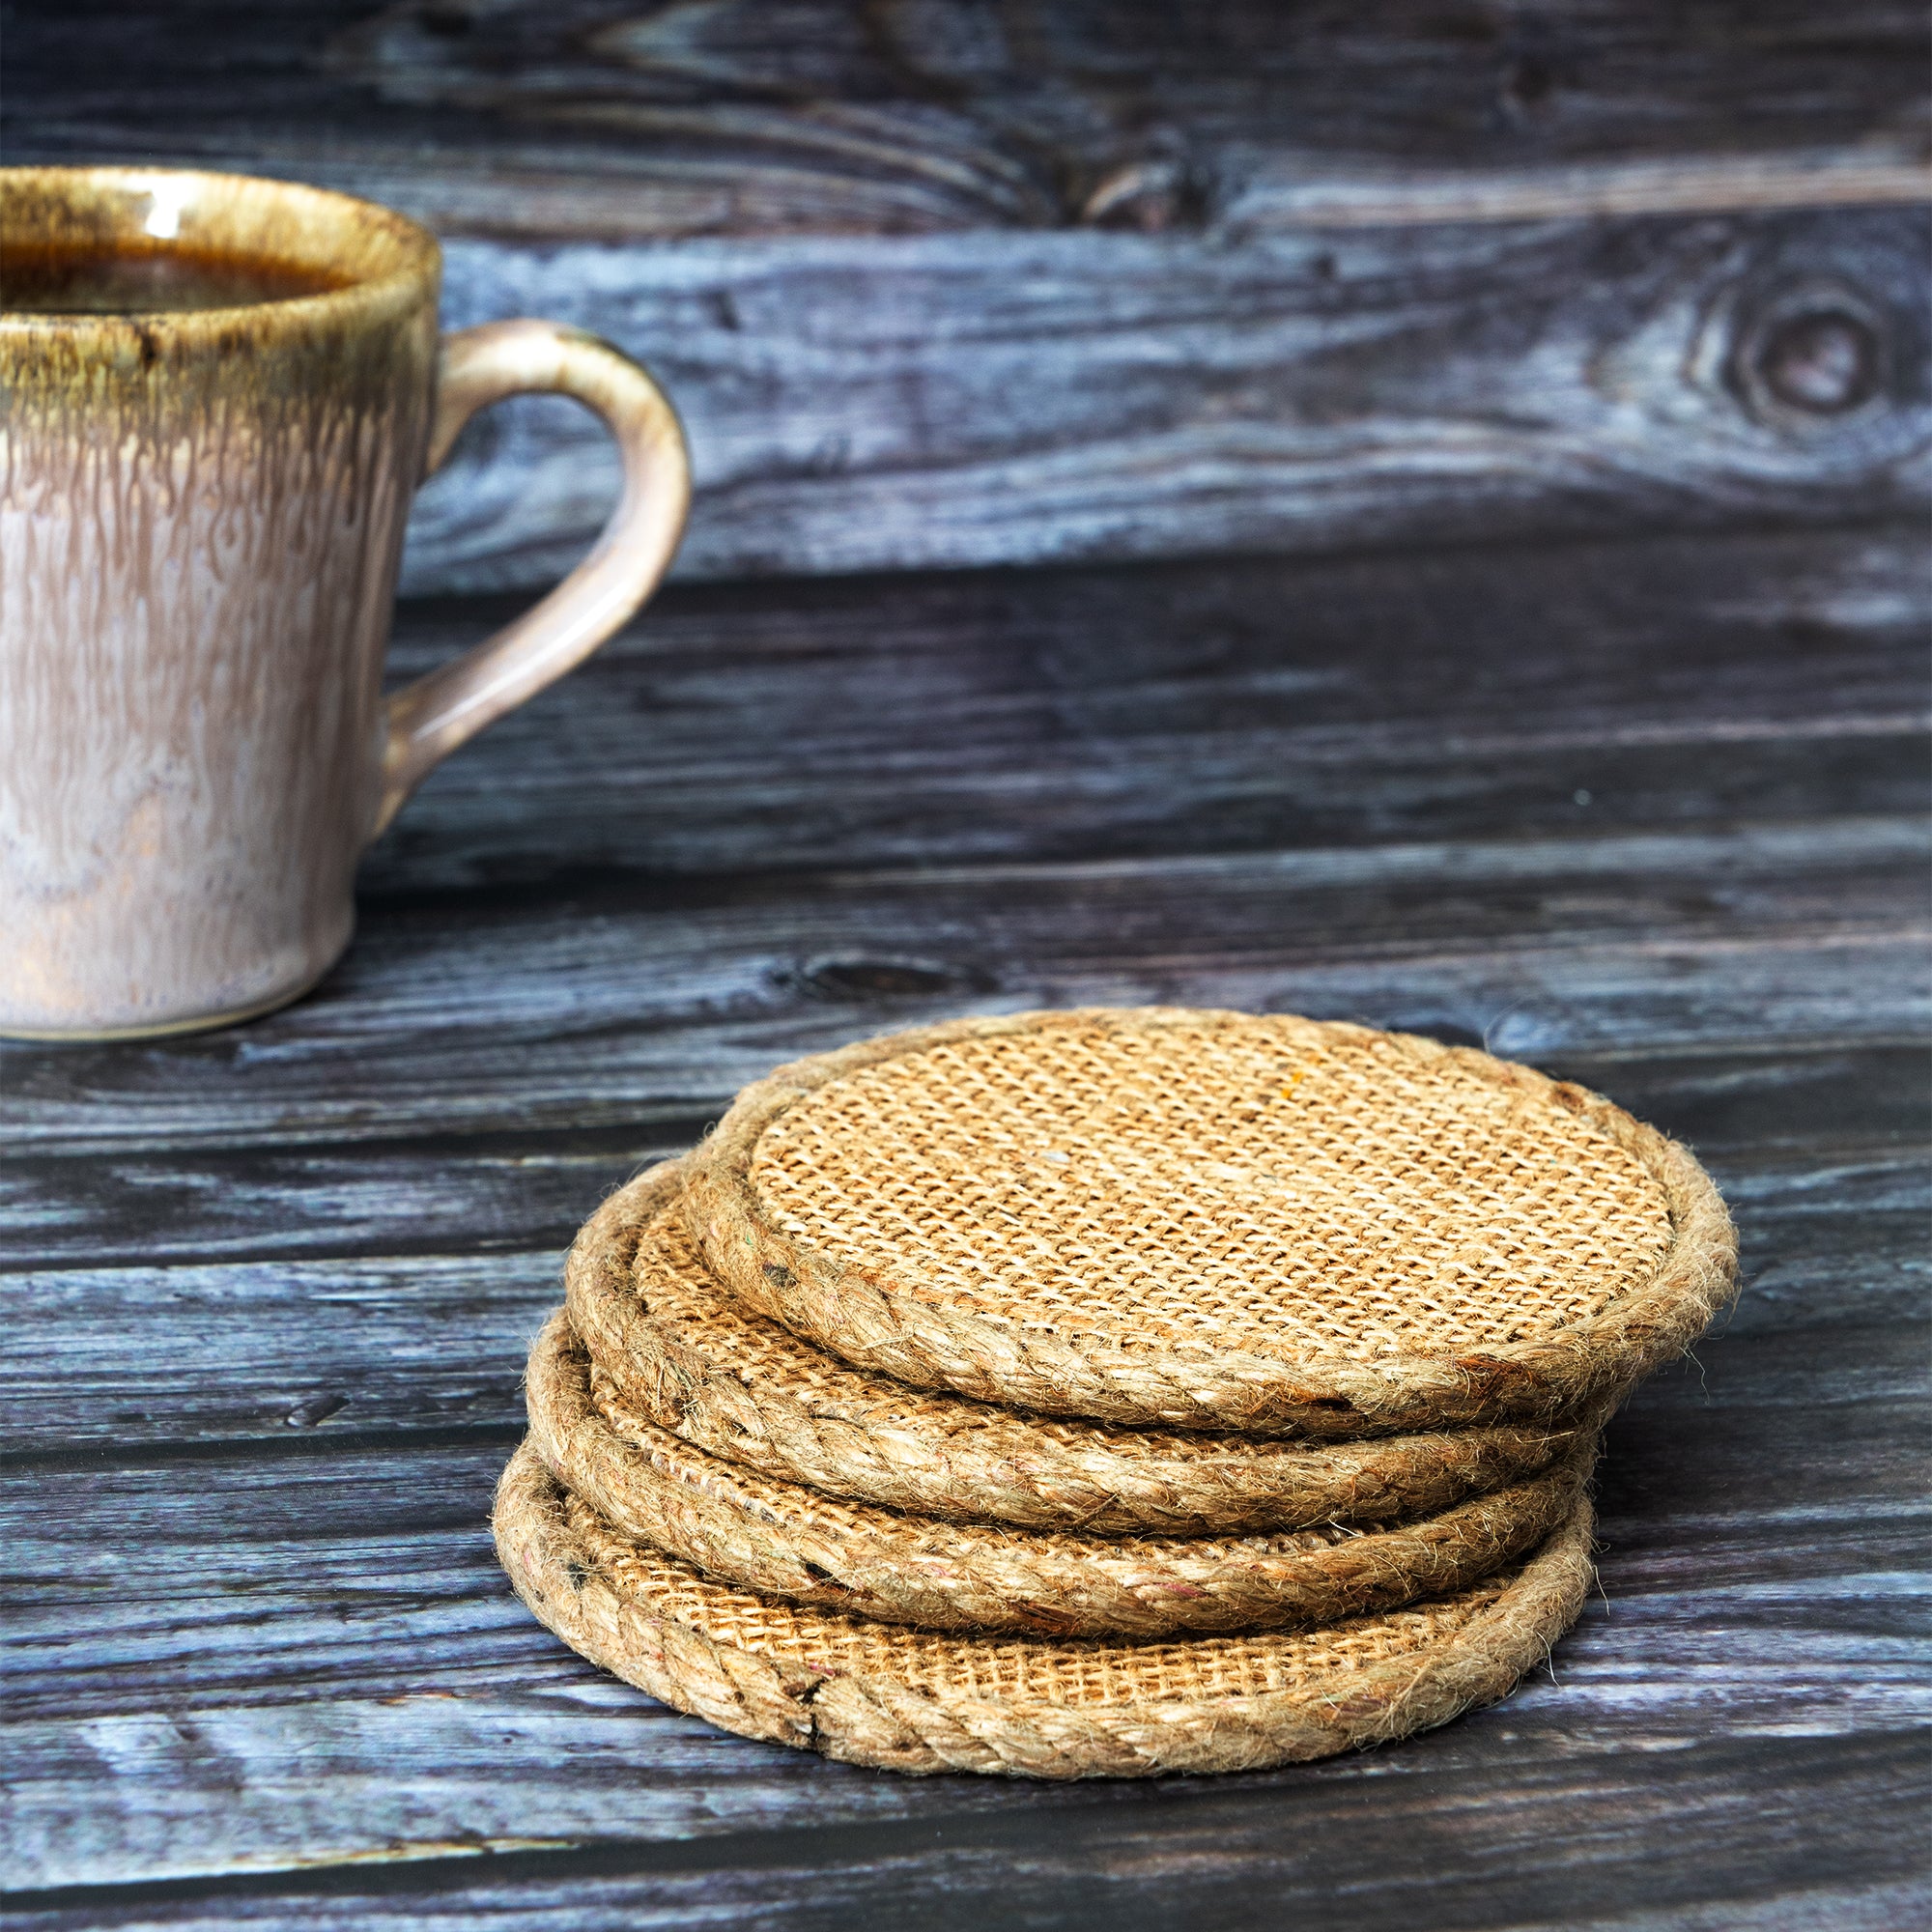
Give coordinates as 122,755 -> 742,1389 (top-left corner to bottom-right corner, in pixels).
0,163 -> 441,336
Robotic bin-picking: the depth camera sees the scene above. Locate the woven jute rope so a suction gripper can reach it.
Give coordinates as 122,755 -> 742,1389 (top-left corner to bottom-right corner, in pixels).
527,1307 -> 1592,1637
569,1164 -> 1603,1535
685,1009 -> 1737,1435
495,1439 -> 1596,1779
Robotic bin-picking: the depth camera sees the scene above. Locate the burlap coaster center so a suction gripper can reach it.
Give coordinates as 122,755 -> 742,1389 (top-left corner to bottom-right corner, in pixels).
528,1307 -> 1592,1637
685,1008 -> 1736,1435
570,1164 -> 1601,1536
496,1439 -> 1595,1779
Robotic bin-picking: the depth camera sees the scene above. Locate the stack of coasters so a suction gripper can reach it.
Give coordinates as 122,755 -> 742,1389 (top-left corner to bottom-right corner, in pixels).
497,1007 -> 1736,1779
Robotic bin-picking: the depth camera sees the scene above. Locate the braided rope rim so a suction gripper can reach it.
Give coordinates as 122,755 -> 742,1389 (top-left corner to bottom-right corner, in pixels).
495,1439 -> 1595,1779
528,1306 -> 1592,1637
568,1163 -> 1603,1534
685,1008 -> 1738,1435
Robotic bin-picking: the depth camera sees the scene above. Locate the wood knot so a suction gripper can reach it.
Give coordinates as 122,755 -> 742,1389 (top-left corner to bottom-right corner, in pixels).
789,956 -> 995,1002
1498,52 -> 1560,126
414,0 -> 475,34
1737,286 -> 1887,425
1080,158 -> 1201,234
285,1392 -> 349,1429
1758,309 -> 1882,414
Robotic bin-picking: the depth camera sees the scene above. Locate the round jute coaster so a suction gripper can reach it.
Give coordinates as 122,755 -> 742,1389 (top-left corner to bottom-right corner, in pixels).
527,1308 -> 1591,1637
569,1164 -> 1601,1536
495,1439 -> 1595,1779
683,1008 -> 1736,1435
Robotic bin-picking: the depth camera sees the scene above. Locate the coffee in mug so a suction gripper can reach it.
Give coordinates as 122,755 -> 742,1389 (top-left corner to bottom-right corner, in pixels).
0,167 -> 691,1038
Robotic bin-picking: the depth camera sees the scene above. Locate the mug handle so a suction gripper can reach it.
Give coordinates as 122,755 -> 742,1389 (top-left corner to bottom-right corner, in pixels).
370,319 -> 692,839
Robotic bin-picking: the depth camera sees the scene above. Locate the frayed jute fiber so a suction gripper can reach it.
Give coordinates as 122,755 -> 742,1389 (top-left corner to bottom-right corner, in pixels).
568,1163 -> 1604,1536
684,1008 -> 1737,1435
527,1307 -> 1593,1637
495,1438 -> 1596,1779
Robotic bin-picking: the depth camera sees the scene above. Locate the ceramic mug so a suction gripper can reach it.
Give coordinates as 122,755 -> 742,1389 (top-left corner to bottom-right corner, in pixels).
0,166 -> 691,1039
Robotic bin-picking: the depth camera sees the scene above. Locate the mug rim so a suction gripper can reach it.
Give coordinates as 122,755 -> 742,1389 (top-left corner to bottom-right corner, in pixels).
0,163 -> 440,332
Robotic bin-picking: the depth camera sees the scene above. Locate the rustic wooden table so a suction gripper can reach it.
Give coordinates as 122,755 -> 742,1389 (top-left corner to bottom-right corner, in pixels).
5,4 -> 1928,1923
6,525 -> 1927,1926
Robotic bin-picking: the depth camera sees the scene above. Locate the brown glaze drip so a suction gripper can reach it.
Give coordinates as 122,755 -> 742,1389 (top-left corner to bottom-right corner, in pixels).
2,241 -> 352,314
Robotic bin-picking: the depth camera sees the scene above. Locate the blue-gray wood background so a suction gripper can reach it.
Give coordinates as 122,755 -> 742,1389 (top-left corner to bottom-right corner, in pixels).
3,5 -> 1927,1927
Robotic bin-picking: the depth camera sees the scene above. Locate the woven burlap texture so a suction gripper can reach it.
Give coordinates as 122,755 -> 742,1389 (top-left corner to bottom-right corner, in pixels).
527,1306 -> 1591,1637
686,1008 -> 1737,1435
569,1163 -> 1602,1536
495,1439 -> 1595,1778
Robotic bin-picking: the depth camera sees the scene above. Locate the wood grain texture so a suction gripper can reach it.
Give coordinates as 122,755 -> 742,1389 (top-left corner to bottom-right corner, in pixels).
3,817 -> 1925,1153
6,1037 -> 1923,1271
10,1805 -> 1926,1932
4,1343 -> 1924,1892
393,208 -> 1931,589
10,2 -> 1926,241
10,1778 -> 1926,1932
10,1365 -> 1915,1719
366,523 -> 1932,891
3,517 -> 1925,1155
5,1802 -> 1928,1932
2,513 -> 1926,1917
6,8 -> 1926,586
5,7 -> 1930,1916
4,1094 -> 1921,1447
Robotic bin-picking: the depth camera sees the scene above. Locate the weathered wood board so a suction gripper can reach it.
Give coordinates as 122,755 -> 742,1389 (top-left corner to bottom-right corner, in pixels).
6,1013 -> 1926,1428
5,837 -> 1925,1150
7,1367 -> 1927,1883
7,5 -> 1926,586
2,510 -> 1927,1925
400,208 -> 1932,587
371,521 -> 1931,888
3,525 -> 1926,1153
14,2 -> 1928,239
4,9 -> 1929,1917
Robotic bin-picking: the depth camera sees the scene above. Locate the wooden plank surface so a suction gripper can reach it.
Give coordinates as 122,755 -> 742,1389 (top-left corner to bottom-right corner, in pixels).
4,1078 -> 1922,1441
6,1370 -> 1926,1883
402,208 -> 1932,589
8,1756 -> 1929,1932
2,513 -> 1927,1925
5,838 -> 1925,1151
4,524 -> 1925,1153
6,13 -> 1927,1920
13,2 -> 1927,240
8,7 -> 1926,587
374,521 -> 1929,888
